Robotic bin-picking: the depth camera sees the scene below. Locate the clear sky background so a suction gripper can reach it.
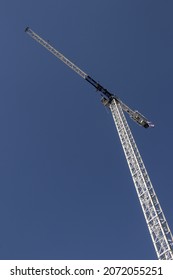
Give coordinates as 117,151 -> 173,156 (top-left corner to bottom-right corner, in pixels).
1,0 -> 173,260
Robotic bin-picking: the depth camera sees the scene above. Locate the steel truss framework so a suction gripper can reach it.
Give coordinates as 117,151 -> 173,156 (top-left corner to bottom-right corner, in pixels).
25,27 -> 173,259
25,27 -> 88,80
110,99 -> 173,260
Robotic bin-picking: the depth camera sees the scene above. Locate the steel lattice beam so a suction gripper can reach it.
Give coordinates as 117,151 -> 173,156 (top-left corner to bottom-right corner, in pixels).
109,98 -> 173,259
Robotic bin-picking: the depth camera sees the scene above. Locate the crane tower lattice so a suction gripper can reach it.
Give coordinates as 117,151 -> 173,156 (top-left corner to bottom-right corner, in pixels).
25,27 -> 173,260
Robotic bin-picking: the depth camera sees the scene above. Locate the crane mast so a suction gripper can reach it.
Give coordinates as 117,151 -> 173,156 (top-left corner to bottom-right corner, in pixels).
110,100 -> 173,260
25,27 -> 173,259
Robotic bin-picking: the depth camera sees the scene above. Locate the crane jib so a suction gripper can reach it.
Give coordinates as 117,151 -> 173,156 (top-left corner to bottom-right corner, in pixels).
25,27 -> 154,128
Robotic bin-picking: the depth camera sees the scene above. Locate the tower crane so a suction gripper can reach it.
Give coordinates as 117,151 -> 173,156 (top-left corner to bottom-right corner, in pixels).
25,27 -> 173,260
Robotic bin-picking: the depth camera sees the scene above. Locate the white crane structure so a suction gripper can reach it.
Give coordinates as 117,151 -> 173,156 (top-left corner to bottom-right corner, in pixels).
25,27 -> 173,260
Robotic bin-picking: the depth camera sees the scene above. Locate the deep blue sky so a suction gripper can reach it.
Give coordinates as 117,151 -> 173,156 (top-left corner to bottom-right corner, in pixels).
1,0 -> 173,260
